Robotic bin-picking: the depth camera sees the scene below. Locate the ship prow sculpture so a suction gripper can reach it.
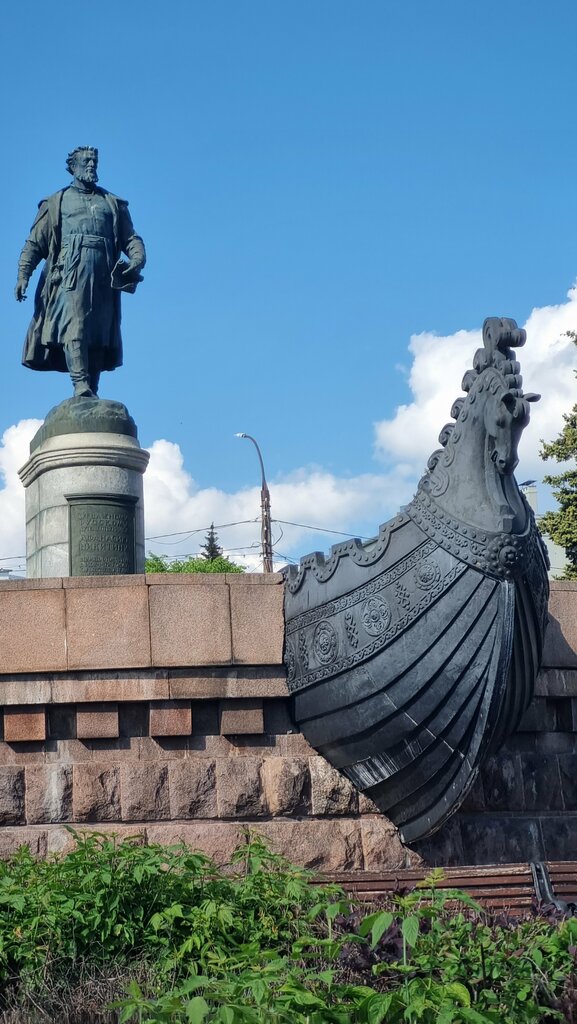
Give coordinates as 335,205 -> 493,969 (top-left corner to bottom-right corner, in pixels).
283,318 -> 550,843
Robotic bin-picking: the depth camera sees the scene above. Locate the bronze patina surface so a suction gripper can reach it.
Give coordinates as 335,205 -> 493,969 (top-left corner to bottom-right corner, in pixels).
15,147 -> 145,399
284,318 -> 550,842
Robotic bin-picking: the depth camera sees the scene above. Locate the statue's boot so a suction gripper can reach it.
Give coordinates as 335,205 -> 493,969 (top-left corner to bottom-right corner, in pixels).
65,340 -> 95,398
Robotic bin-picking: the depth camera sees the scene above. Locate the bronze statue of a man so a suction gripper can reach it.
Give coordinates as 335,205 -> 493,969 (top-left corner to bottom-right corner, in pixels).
15,147 -> 146,398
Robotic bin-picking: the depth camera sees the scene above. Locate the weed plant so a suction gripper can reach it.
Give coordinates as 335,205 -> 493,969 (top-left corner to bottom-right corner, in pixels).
0,831 -> 576,1023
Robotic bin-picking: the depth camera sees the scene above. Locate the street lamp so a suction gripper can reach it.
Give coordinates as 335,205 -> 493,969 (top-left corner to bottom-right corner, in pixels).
234,433 -> 274,572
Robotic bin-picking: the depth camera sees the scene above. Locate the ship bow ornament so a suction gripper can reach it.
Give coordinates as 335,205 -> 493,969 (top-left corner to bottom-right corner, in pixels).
283,318 -> 550,843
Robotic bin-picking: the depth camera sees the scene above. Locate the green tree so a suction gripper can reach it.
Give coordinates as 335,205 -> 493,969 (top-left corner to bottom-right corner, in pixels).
200,522 -> 223,561
539,331 -> 577,578
145,552 -> 244,573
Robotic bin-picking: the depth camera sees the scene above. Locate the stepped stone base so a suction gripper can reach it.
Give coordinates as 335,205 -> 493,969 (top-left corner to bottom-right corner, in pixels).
0,577 -> 576,868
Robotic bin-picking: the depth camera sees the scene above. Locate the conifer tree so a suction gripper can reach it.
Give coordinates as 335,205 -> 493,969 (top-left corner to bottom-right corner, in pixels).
200,523 -> 223,561
539,332 -> 577,578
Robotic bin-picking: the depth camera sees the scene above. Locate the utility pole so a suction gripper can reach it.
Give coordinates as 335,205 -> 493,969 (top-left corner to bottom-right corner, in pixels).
234,433 -> 274,572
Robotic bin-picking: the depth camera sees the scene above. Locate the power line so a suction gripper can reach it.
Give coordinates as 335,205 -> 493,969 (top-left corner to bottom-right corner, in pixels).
0,520 -> 371,568
272,519 -> 373,540
146,518 -> 372,544
145,518 -> 259,542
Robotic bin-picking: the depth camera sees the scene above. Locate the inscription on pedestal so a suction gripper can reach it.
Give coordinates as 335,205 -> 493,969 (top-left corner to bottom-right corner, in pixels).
67,494 -> 137,576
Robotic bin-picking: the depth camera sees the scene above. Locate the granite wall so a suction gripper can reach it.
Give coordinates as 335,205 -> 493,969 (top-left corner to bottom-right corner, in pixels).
0,574 -> 575,868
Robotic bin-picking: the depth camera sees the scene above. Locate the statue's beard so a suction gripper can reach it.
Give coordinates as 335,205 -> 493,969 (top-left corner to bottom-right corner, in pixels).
76,169 -> 98,185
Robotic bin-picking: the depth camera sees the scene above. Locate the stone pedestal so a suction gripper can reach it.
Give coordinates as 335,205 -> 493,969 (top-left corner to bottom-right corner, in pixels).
19,399 -> 149,578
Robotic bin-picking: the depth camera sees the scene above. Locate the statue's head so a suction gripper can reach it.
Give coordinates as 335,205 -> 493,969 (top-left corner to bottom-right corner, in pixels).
66,146 -> 99,185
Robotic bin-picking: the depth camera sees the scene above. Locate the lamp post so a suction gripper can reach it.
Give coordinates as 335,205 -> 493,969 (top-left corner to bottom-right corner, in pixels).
234,433 -> 274,572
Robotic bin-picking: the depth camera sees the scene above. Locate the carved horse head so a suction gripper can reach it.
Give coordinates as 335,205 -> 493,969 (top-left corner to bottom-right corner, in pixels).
423,318 -> 539,533
487,387 -> 538,475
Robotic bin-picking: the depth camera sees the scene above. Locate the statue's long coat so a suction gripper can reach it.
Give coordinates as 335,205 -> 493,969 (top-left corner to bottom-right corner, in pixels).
19,187 -> 143,373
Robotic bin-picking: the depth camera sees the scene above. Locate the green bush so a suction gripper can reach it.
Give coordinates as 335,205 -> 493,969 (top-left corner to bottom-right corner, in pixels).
1,831 -> 577,1023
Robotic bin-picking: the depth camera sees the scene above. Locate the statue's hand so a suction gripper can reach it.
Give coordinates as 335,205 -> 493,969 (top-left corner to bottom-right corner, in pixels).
15,278 -> 28,302
123,260 -> 142,275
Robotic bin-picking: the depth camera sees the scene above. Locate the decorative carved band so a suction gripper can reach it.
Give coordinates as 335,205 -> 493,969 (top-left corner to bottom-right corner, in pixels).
407,489 -> 545,581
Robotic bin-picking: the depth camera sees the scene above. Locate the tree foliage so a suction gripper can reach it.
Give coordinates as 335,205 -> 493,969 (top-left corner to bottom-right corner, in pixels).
145,552 -> 244,574
539,331 -> 577,578
200,523 -> 223,561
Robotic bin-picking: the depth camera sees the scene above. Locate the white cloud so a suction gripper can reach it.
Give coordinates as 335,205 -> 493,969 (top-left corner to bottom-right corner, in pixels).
2,289 -> 576,574
144,442 -> 415,569
0,419 -> 42,574
375,288 -> 577,489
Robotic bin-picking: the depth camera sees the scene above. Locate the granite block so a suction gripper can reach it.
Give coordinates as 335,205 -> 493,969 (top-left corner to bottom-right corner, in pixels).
73,764 -> 121,821
63,574 -> 146,588
120,763 -> 170,820
540,814 -> 577,860
278,733 -> 315,757
0,828 -> 47,858
254,819 -> 363,871
0,767 -> 25,824
534,733 -> 577,754
46,823 -> 145,857
25,765 -> 72,824
137,737 -> 187,760
413,816 -> 466,867
230,584 -> 284,664
150,701 -> 192,737
4,708 -> 46,743
520,753 -> 564,810
66,586 -> 151,670
459,814 -> 544,864
557,755 -> 577,810
361,818 -> 421,869
146,573 -> 226,585
168,667 -> 288,699
219,699 -> 264,735
216,758 -> 265,817
261,757 -> 310,815
77,704 -> 119,739
481,754 -> 524,811
145,822 -> 243,865
543,587 -> 577,668
149,584 -> 231,666
226,573 -> 283,585
517,699 -> 554,733
0,578 -> 63,592
0,741 -> 45,765
169,760 -> 218,818
0,590 -> 66,672
0,676 -> 52,706
52,671 -> 169,703
310,756 -> 358,815
44,738 -> 93,763
459,775 -> 486,813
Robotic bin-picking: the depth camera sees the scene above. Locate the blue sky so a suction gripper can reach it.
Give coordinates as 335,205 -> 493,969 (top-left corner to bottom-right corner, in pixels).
1,1 -> 576,570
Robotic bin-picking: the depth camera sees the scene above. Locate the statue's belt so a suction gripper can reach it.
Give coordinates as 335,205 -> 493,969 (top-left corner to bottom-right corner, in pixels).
62,234 -> 107,251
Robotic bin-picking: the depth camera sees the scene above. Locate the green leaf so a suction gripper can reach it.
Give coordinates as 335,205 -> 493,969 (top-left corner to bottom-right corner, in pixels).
366,993 -> 393,1023
185,996 -> 210,1023
444,981 -> 471,1007
371,911 -> 394,949
401,915 -> 419,948
359,910 -> 394,946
